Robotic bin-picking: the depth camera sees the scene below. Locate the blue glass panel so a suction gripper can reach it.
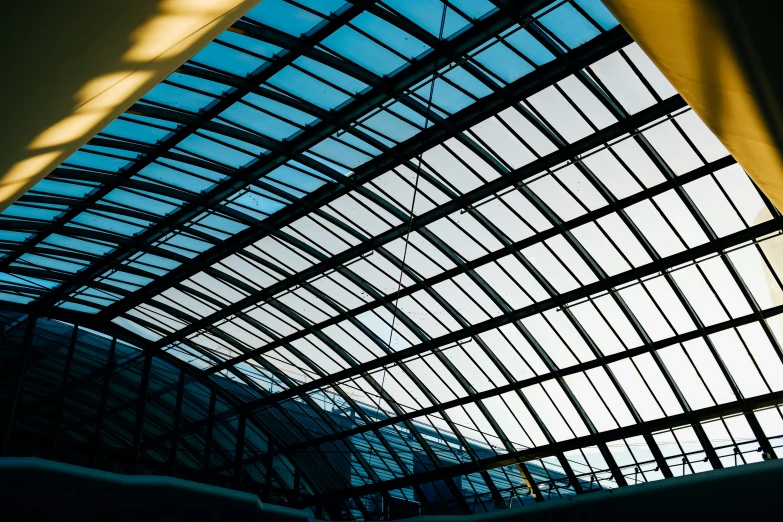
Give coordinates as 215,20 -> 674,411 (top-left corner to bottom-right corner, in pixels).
538,3 -> 600,49
136,165 -> 217,194
0,231 -> 32,243
195,213 -> 249,236
230,190 -> 287,216
2,206 -> 62,221
322,27 -> 407,77
575,0 -> 619,30
0,273 -> 59,289
162,233 -> 212,254
83,145 -> 139,160
505,27 -> 556,66
124,113 -> 179,130
301,152 -> 351,176
415,78 -> 474,114
245,0 -> 325,36
333,132 -> 382,156
473,42 -> 534,83
73,293 -> 117,307
45,235 -> 115,256
351,13 -> 429,60
199,130 -> 267,157
31,179 -> 96,198
219,32 -> 282,59
101,118 -> 171,144
58,301 -> 100,314
388,101 -> 430,129
133,253 -> 182,271
266,68 -> 351,110
178,134 -> 255,169
143,83 -> 216,112
65,151 -> 130,172
104,270 -> 153,288
0,293 -> 34,304
155,159 -> 228,186
242,93 -> 317,126
294,57 -> 369,94
220,103 -> 299,141
309,138 -> 373,169
267,165 -> 328,193
449,0 -> 495,20
191,41 -> 266,77
103,189 -> 179,216
16,254 -> 86,273
167,72 -> 230,97
383,0 -> 469,38
361,109 -> 419,142
261,178 -> 307,199
294,0 -> 346,16
443,66 -> 493,98
71,214 -> 145,237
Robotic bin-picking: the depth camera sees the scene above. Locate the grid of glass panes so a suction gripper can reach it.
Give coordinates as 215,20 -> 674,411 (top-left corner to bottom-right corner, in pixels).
126,37 -> 783,504
0,0 -> 615,318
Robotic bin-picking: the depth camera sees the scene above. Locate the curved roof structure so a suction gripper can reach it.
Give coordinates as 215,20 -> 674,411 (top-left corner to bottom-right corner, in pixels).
3,0 -> 783,520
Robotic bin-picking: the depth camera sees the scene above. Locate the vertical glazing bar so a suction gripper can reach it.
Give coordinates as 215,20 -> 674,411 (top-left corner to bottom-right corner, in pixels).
643,433 -> 674,478
598,442 -> 629,487
168,370 -> 186,476
92,337 -> 117,468
745,412 -> 777,460
517,462 -> 543,502
49,324 -> 78,459
203,389 -> 216,479
293,466 -> 301,508
692,423 -> 724,469
233,411 -> 246,490
265,441 -> 274,500
556,453 -> 584,493
1,317 -> 36,455
131,352 -> 153,474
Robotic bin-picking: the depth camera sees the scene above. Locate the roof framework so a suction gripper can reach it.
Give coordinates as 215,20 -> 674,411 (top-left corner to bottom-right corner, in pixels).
3,0 -> 783,519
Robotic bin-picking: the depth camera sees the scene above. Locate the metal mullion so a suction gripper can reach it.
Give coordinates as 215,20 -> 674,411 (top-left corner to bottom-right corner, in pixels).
745,411 -> 777,459
1,318 -> 36,455
131,352 -> 153,474
92,337 -> 117,466
168,370 -> 186,475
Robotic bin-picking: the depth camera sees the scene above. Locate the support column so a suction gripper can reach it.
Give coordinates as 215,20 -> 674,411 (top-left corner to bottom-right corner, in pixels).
1,317 -> 36,455
49,324 -> 78,459
131,352 -> 152,474
233,411 -> 246,490
168,370 -> 186,476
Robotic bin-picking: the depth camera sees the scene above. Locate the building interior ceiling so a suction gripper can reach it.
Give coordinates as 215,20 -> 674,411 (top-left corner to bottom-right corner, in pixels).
3,0 -> 783,520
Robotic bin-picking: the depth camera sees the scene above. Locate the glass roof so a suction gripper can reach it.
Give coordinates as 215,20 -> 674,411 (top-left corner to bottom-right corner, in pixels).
3,0 -> 783,518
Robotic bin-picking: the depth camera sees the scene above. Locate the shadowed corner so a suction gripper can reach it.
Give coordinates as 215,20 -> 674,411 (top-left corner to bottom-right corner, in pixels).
602,0 -> 783,214
0,0 -> 261,214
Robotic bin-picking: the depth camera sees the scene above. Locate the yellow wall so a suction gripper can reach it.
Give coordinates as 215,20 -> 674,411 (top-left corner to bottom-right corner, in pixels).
0,0 -> 260,212
603,0 -> 783,211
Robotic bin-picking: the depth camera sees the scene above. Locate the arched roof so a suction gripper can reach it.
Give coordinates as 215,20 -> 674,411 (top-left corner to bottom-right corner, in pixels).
3,1 -> 783,519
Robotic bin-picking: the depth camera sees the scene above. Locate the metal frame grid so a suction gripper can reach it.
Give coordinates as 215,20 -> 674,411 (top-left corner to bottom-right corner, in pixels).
3,0 -> 783,520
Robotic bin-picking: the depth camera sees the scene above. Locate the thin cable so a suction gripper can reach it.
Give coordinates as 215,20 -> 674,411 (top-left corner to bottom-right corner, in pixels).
373,2 -> 448,428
